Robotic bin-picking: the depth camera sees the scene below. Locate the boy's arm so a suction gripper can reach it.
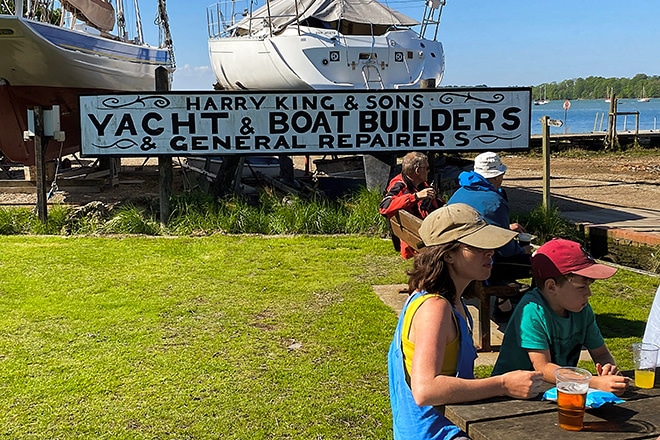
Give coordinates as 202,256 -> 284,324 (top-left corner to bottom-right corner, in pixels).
529,346 -> 629,395
589,344 -> 617,373
527,349 -> 561,383
588,344 -> 630,395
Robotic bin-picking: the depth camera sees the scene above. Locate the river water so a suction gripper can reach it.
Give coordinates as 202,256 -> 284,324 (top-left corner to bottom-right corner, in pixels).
530,98 -> 660,135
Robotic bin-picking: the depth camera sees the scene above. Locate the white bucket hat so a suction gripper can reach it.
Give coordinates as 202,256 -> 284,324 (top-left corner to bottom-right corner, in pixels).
474,152 -> 507,178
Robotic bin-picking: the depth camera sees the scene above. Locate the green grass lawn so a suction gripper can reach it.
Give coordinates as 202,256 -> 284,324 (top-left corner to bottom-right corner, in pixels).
0,235 -> 655,439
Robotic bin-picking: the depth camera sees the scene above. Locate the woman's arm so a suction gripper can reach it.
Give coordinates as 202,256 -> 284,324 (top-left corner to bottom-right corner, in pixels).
409,297 -> 543,406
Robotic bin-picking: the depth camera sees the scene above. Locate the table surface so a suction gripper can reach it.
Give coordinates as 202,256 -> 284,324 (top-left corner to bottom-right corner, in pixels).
444,369 -> 660,440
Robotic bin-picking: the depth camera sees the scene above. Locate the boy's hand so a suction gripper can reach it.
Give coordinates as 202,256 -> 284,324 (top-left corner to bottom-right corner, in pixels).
596,362 -> 619,376
590,374 -> 630,396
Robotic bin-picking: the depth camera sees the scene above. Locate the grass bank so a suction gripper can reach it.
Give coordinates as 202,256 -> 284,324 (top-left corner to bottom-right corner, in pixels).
0,235 -> 656,438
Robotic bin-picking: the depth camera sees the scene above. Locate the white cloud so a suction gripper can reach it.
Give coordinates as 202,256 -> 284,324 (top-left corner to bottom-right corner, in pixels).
171,64 -> 217,91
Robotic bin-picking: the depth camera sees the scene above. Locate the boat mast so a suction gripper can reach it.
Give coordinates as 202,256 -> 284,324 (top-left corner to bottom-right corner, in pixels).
133,0 -> 144,44
116,0 -> 127,41
157,0 -> 175,70
265,0 -> 272,37
14,0 -> 24,16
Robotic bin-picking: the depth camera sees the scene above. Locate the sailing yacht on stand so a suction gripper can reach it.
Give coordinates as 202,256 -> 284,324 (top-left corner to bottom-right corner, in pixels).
207,0 -> 447,90
0,0 -> 175,166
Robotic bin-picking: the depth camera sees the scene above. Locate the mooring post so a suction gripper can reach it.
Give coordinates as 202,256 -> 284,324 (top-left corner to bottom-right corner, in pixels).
155,66 -> 172,226
606,92 -> 617,148
541,115 -> 551,210
32,106 -> 48,223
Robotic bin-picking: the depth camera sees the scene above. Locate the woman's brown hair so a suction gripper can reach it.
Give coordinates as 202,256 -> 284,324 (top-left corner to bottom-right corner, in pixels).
407,242 -> 480,302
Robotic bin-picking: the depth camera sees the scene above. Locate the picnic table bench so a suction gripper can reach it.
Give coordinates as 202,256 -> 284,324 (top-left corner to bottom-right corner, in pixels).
444,369 -> 660,439
388,209 -> 521,352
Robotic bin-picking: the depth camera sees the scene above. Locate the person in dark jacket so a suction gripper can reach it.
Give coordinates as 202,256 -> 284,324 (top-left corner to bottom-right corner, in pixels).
380,152 -> 444,259
447,152 -> 532,319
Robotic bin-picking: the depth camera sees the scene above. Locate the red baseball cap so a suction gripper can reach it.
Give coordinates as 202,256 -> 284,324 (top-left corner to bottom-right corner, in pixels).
531,238 -> 617,280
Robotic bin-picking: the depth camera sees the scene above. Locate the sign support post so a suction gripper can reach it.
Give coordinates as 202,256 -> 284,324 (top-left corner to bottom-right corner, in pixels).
155,67 -> 172,226
541,116 -> 563,210
33,107 -> 48,223
542,115 -> 550,210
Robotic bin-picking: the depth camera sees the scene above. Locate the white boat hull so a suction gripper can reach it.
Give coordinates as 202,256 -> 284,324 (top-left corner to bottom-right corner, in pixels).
0,17 -> 168,90
0,15 -> 173,165
209,27 -> 444,90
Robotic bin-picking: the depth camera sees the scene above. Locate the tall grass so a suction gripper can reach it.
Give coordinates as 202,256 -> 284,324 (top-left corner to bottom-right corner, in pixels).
0,188 -> 627,262
166,188 -> 391,236
513,204 -> 586,244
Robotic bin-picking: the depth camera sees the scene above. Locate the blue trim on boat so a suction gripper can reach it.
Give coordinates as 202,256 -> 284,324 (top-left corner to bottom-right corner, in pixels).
26,20 -> 171,65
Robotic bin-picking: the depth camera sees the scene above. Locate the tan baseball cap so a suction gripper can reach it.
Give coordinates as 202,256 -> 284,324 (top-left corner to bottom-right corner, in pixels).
419,203 -> 518,249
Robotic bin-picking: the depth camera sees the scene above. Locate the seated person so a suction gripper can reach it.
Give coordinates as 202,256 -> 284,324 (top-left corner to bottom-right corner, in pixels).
492,238 -> 630,395
379,152 -> 444,259
447,151 -> 532,318
643,283 -> 660,360
389,203 -> 543,439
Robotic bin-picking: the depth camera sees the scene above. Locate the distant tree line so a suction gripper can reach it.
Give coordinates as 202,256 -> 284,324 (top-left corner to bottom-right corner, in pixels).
534,74 -> 658,100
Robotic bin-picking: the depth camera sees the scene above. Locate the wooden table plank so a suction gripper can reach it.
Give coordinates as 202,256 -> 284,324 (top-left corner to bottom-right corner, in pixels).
443,396 -> 555,432
444,370 -> 660,439
468,396 -> 660,440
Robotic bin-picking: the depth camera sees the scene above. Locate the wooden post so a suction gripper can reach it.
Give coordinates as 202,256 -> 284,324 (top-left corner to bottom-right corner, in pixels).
606,92 -> 617,148
541,115 -> 550,210
155,66 -> 172,226
33,107 -> 48,223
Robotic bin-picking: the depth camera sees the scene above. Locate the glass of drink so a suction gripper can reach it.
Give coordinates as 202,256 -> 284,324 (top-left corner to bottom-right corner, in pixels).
517,232 -> 535,247
632,342 -> 658,389
554,367 -> 592,431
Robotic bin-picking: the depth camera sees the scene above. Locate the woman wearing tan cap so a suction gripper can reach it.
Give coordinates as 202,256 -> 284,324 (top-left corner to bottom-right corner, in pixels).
388,203 -> 543,440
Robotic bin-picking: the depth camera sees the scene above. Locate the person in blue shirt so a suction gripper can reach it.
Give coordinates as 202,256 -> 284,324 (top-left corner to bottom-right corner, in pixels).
447,151 -> 532,319
388,203 -> 543,440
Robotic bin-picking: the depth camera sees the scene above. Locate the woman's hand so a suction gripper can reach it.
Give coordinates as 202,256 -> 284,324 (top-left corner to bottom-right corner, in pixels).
500,370 -> 545,399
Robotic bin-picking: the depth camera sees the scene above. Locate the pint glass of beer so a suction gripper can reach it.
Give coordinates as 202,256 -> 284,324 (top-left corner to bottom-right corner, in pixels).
554,367 -> 592,431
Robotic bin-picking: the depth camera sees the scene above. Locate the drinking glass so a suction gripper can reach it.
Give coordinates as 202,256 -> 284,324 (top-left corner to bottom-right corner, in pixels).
632,342 -> 658,389
554,366 -> 592,431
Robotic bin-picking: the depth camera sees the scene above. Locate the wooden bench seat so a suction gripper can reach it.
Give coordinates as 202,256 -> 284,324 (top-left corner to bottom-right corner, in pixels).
389,210 -> 425,252
387,210 -> 521,352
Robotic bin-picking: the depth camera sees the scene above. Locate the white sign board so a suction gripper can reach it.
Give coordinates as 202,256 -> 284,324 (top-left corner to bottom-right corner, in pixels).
79,88 -> 531,156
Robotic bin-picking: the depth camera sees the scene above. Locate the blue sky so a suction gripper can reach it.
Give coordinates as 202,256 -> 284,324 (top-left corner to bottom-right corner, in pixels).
145,0 -> 660,90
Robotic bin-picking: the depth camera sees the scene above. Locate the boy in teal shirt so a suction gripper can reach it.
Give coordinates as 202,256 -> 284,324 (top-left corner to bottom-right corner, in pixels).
492,238 -> 629,394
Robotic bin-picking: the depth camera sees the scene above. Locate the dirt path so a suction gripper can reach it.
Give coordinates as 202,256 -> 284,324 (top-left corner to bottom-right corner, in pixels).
500,153 -> 660,213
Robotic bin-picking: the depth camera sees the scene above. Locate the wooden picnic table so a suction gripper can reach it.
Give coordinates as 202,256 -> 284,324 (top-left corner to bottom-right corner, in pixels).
444,369 -> 660,439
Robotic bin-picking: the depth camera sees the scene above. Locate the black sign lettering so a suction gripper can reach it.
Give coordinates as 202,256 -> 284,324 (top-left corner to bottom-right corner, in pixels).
80,89 -> 531,156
